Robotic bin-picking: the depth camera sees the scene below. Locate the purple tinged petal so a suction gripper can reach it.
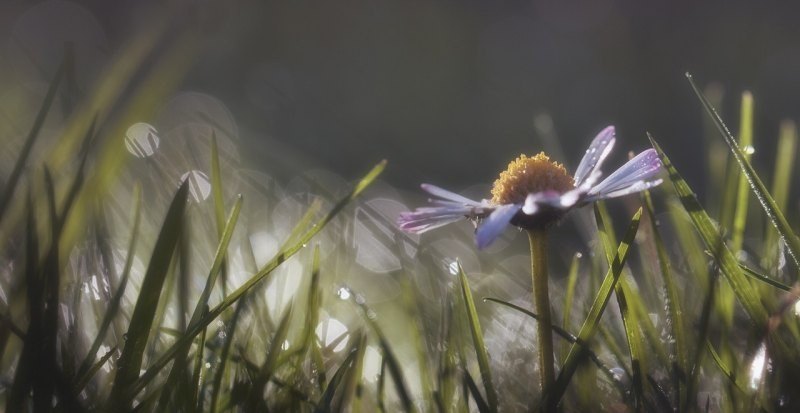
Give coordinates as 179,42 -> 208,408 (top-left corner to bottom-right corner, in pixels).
420,183 -> 482,206
573,126 -> 616,187
585,149 -> 662,200
475,204 -> 521,249
522,188 -> 585,215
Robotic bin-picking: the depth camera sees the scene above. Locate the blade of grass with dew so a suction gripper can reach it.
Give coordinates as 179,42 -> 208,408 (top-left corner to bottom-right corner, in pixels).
121,160 -> 386,406
643,189 -> 688,408
764,121 -> 797,270
739,264 -> 792,291
191,306 -> 209,411
209,297 -> 246,413
561,253 -> 581,363
594,203 -> 646,411
688,73 -> 800,273
706,340 -> 746,394
548,208 -> 642,409
75,184 -> 142,386
0,50 -> 67,222
107,181 -> 189,409
245,303 -> 294,411
457,262 -> 498,413
650,134 -> 768,328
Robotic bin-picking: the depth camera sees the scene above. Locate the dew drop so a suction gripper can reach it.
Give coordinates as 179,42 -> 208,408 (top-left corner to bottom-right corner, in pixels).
337,287 -> 351,300
743,144 -> 755,155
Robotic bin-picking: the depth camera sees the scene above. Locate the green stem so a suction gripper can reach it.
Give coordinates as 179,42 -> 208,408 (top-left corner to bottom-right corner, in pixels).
529,228 -> 554,404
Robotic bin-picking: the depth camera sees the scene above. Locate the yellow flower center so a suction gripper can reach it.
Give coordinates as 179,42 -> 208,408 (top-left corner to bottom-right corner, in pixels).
490,152 -> 574,205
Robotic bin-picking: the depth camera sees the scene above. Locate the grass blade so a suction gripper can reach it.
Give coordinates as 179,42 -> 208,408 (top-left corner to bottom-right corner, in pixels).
107,181 -> 189,409
643,189 -> 688,407
764,121 -> 797,269
561,253 -> 581,361
462,369 -> 490,413
246,303 -> 294,411
731,91 -> 754,253
457,262 -> 498,412
687,73 -> 800,273
649,134 -> 768,328
548,208 -> 642,409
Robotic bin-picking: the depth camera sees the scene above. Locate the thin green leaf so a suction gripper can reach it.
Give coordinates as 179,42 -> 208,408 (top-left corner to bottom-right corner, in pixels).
246,303 -> 294,411
107,181 -> 189,409
739,264 -> 792,292
764,121 -> 797,269
650,134 -> 768,328
462,370 -> 490,413
314,338 -> 360,413
457,262 -> 498,413
548,208 -> 642,409
688,73 -> 800,272
731,91 -> 754,253
643,189 -> 687,407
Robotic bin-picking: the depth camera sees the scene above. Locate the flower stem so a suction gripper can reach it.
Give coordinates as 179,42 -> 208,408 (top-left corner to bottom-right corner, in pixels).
528,228 -> 554,402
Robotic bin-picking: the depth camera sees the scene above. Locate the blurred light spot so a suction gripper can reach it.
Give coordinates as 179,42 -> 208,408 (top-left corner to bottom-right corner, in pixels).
448,260 -> 459,275
315,318 -> 349,353
248,231 -> 279,269
748,342 -> 767,390
337,287 -> 351,301
793,299 -> 800,317
180,170 -> 211,202
362,346 -> 382,382
264,260 -> 303,315
125,122 -> 160,158
281,340 -> 291,351
743,144 -> 755,155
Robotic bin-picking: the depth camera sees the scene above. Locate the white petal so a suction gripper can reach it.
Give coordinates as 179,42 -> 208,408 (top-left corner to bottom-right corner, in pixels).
574,126 -> 616,187
586,149 -> 662,200
475,204 -> 521,249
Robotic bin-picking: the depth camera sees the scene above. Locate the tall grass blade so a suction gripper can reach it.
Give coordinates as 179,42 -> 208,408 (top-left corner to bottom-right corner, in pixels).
649,134 -> 768,328
457,262 -> 498,412
687,73 -> 800,273
764,121 -> 797,269
462,370 -> 490,413
107,181 -> 189,409
246,303 -> 294,411
314,337 -> 361,413
549,208 -> 642,409
561,253 -> 581,361
731,91 -> 754,253
643,189 -> 688,407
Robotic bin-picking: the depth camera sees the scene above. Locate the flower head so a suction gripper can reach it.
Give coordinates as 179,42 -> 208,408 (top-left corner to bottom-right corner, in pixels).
397,126 -> 663,249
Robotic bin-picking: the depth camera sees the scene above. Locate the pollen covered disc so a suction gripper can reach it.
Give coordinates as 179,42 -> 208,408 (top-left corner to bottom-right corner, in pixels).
490,152 -> 574,205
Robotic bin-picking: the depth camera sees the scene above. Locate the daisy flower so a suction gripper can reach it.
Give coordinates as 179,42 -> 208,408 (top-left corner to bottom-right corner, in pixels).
397,126 -> 663,249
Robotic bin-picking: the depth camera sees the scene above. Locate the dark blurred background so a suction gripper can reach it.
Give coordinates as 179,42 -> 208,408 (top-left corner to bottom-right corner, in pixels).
4,0 -> 800,195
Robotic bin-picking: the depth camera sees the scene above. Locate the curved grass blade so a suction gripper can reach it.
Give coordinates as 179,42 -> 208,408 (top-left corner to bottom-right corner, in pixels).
75,184 -> 142,386
649,134 -> 768,328
561,253 -> 581,361
739,264 -> 792,292
548,208 -> 642,409
462,370 -> 490,413
643,189 -> 688,407
457,262 -> 498,413
314,336 -> 361,413
119,160 -> 386,406
687,73 -> 800,273
107,181 -> 189,409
